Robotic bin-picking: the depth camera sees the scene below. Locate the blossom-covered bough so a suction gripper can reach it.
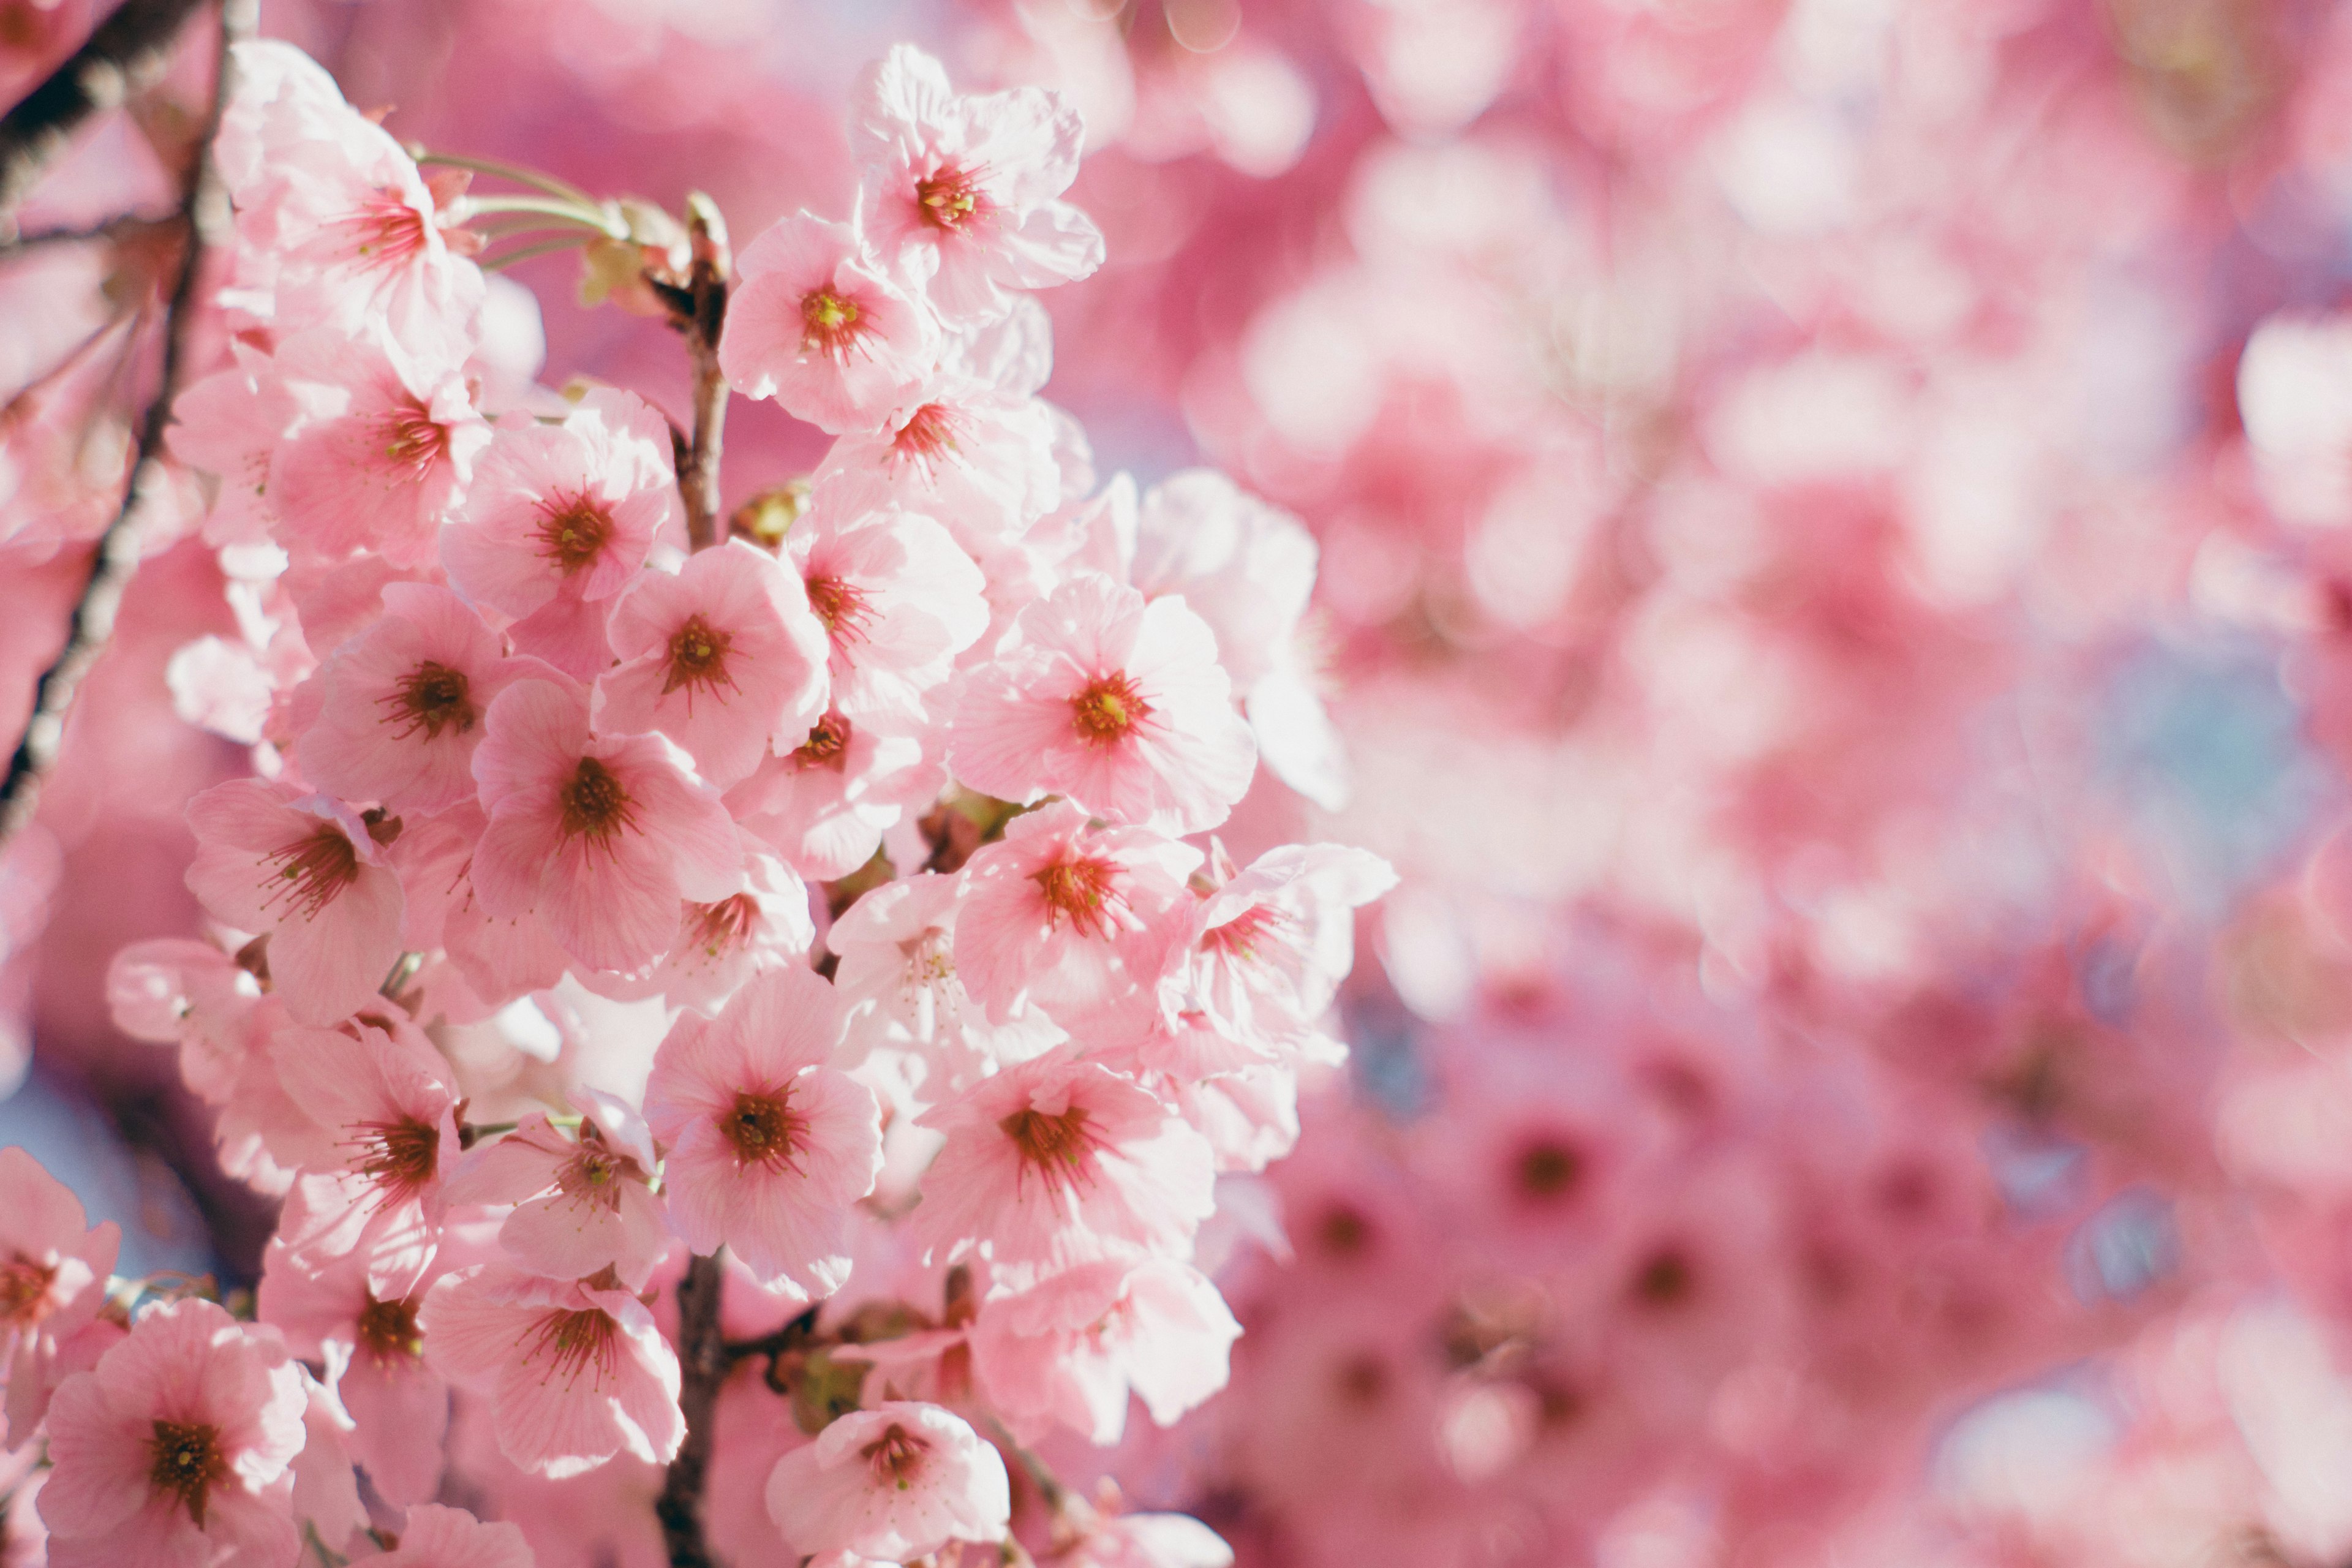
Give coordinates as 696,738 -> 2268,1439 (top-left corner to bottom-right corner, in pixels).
0,13 -> 1389,1567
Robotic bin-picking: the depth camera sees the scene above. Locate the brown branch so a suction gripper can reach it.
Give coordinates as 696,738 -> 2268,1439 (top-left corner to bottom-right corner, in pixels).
0,210 -> 179,258
656,1251 -> 728,1568
0,0 -> 243,850
0,0 -> 216,222
674,192 -> 729,552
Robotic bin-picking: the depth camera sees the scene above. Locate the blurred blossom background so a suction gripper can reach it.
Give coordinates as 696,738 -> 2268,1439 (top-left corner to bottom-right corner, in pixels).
16,0 -> 2352,1564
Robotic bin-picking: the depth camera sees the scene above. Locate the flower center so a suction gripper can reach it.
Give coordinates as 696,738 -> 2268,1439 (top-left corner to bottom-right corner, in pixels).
1071,672 -> 1152,747
860,1422 -> 930,1488
1000,1104 -> 1098,1191
260,824 -> 362,921
382,659 -> 475,741
1632,1246 -> 1695,1308
356,1293 -> 423,1362
662,614 -> 737,703
380,403 -> 448,478
800,289 -> 867,360
803,574 -> 874,645
522,1306 -> 620,1390
915,166 -> 982,230
687,894 -> 760,957
536,491 -> 616,575
345,1115 -> 441,1200
892,402 -> 960,466
790,710 -> 853,772
1203,903 -> 1289,963
722,1088 -> 806,1170
1031,854 -> 1126,941
342,186 -> 434,268
0,1254 -> 55,1326
558,756 -> 636,848
148,1419 -> 230,1527
1517,1140 -> 1583,1201
559,1145 -> 636,1212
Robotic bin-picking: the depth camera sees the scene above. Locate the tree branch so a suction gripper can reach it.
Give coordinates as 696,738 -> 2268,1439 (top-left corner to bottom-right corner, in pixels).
656,1252 -> 728,1568
673,193 -> 729,553
0,0 -> 216,222
0,0 -> 244,851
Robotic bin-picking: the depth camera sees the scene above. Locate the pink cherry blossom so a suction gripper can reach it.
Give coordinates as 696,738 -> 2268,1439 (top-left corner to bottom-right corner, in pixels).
725,709 -> 940,880
951,572 -> 1257,835
37,1298 -> 306,1568
851,45 -> 1104,323
788,498 -> 989,725
597,538 -> 831,788
576,848 -> 816,1012
0,1148 -> 120,1449
423,1264 -> 684,1479
643,964 -> 884,1298
442,1109 -> 671,1290
255,1181 -> 448,1507
470,676 -> 742,973
184,780 -> 405,1026
970,1256 -> 1240,1445
374,1504 -> 535,1568
164,341 -> 299,550
269,1022 -> 463,1295
441,390 -> 680,677
911,1047 -> 1217,1275
269,323 -> 491,568
1058,1512 -> 1237,1568
951,801 -> 1199,1028
719,211 -> 940,434
1179,843 -> 1398,1050
763,1400 -> 1009,1562
295,582 -> 538,816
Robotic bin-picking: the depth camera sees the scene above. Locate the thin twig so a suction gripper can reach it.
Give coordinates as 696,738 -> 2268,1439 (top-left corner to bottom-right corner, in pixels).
656,1251 -> 728,1568
0,0 -> 215,222
671,192 -> 729,553
0,0 -> 245,850
0,211 -> 180,260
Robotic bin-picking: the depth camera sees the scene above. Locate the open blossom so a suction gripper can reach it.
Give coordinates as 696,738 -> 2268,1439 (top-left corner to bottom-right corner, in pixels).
0,1148 -> 121,1447
422,1265 -> 684,1479
952,801 -> 1200,1028
971,1257 -> 1241,1445
912,1048 -> 1218,1275
270,1023 -> 464,1294
373,1504 -> 535,1568
719,211 -> 940,433
295,582 -> 537,815
165,340 -> 299,549
851,45 -> 1104,323
951,572 -> 1257,835
470,676 -> 742,973
37,1299 -> 307,1568
789,502 -> 988,723
578,848 -> 816,1011
185,780 -> 405,1026
643,964 -> 884,1298
442,390 -> 680,677
269,323 -> 491,568
598,538 -> 832,788
813,374 -> 1063,548
725,709 -> 940,880
256,1180 -> 447,1507
1180,843 -> 1398,1048
830,871 -> 1061,1100
221,39 -> 484,343
442,1101 -> 670,1290
764,1401 -> 1010,1562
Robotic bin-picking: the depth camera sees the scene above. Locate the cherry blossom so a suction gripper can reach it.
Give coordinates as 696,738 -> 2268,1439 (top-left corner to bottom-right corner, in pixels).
441,1103 -> 670,1290
764,1400 -> 1010,1562
37,1299 -> 307,1568
0,1147 -> 119,1448
971,1256 -> 1240,1444
850,45 -> 1104,323
720,212 -> 940,433
643,964 -> 883,1298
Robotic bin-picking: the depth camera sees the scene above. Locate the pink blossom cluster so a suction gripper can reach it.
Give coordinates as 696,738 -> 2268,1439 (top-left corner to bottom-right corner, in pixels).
0,29 -> 1391,1568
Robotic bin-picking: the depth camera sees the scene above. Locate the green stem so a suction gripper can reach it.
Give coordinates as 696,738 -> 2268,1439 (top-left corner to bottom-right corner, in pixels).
451,194 -> 623,236
410,149 -> 597,206
480,232 -> 597,273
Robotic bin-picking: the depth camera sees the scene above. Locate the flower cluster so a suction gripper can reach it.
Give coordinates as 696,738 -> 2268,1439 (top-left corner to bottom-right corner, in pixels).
0,34 -> 1389,1568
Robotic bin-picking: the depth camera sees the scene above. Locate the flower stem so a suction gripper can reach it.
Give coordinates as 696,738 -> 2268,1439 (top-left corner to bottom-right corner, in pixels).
668,191 -> 731,552
410,149 -> 599,208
